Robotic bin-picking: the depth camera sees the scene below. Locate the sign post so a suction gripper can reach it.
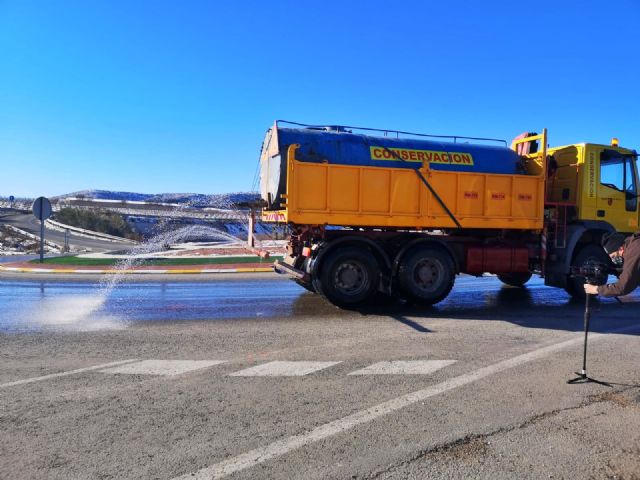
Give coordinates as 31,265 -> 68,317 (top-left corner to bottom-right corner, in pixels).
32,197 -> 52,263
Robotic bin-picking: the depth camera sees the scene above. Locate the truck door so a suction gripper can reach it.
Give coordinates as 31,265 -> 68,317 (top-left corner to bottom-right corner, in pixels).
597,149 -> 639,232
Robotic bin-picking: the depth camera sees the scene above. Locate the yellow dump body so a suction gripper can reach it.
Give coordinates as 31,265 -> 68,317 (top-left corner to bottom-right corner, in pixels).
265,142 -> 546,231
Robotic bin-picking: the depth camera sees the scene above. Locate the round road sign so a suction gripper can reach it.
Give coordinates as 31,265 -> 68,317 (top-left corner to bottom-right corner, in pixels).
32,196 -> 52,221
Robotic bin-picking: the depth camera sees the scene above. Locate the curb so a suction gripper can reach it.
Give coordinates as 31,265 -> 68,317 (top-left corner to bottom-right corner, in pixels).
0,265 -> 274,275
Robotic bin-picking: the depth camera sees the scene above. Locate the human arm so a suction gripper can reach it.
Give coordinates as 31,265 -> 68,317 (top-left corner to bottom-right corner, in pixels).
597,253 -> 640,297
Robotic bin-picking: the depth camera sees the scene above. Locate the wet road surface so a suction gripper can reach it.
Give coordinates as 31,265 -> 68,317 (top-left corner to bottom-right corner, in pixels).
1,272 -> 635,333
1,272 -> 636,335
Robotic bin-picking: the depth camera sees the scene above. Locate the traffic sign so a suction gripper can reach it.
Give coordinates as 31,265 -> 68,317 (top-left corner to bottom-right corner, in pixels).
32,196 -> 52,221
9,195 -> 14,202
32,196 -> 52,263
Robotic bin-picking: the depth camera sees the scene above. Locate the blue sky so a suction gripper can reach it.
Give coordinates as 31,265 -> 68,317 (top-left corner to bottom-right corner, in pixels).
1,0 -> 639,197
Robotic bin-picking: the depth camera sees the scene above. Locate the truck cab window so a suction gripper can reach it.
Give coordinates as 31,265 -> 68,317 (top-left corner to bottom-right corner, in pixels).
600,154 -> 624,191
600,150 -> 638,211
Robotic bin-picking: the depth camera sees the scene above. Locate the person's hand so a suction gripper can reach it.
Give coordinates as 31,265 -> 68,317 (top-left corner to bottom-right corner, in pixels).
584,284 -> 599,295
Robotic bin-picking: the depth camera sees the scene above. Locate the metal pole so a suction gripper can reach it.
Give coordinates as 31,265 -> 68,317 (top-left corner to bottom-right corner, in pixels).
248,209 -> 255,248
580,293 -> 592,376
567,290 -> 610,386
40,219 -> 45,263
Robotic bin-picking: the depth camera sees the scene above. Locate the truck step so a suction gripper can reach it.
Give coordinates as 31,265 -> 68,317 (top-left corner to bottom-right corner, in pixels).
273,259 -> 306,280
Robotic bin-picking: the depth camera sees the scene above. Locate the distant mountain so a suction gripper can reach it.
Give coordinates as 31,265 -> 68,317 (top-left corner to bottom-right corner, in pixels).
54,190 -> 260,208
56,190 -> 153,202
146,192 -> 260,208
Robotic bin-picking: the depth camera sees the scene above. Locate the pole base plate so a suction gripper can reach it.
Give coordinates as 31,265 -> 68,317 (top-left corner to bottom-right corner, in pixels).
567,372 -> 612,387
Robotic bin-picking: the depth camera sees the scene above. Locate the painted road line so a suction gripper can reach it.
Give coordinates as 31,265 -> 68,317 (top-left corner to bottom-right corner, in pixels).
99,360 -> 226,376
348,360 -> 457,376
229,361 -> 341,377
12,268 -> 54,273
119,269 -> 169,274
172,324 -> 640,480
0,359 -> 139,389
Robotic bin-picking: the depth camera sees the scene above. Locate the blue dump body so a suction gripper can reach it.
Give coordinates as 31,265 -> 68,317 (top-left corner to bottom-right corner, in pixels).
260,125 -> 524,209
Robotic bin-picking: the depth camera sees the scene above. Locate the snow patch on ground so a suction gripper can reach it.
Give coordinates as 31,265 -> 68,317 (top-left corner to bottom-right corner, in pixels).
0,225 -> 61,256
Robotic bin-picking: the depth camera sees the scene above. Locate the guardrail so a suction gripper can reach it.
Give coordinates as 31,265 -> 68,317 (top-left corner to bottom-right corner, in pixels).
0,199 -> 251,221
57,199 -> 249,220
45,219 -> 139,244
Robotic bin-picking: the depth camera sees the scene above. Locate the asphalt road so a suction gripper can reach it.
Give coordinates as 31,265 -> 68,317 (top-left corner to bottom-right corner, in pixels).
1,213 -> 135,252
1,273 -> 639,479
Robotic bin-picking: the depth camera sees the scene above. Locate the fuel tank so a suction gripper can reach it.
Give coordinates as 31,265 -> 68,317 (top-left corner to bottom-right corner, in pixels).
260,123 -> 524,210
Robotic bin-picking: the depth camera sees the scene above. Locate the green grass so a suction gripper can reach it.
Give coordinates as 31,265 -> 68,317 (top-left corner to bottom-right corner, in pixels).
30,255 -> 282,266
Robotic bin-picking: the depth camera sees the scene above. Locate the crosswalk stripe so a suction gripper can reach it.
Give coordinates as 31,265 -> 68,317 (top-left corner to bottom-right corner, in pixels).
98,360 -> 226,376
348,360 -> 456,376
229,361 -> 341,377
0,360 -> 139,388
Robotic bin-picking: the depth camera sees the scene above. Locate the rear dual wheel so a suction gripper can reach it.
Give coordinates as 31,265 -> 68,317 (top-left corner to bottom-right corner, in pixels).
318,247 -> 380,308
397,247 -> 455,306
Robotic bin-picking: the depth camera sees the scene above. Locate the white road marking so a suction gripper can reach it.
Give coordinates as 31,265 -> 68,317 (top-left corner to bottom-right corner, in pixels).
99,360 -> 226,376
0,359 -> 138,389
172,324 -> 640,480
228,361 -> 341,377
348,360 -> 456,376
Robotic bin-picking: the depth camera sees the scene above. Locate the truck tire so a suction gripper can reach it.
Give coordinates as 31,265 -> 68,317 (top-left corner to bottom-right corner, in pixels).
318,247 -> 380,308
397,247 -> 455,305
565,244 -> 611,299
497,272 -> 532,287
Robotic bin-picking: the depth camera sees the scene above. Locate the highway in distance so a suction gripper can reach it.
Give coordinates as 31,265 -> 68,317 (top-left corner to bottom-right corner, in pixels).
1,213 -> 136,252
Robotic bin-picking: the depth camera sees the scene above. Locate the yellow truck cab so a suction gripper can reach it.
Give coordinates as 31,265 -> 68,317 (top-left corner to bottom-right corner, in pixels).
542,140 -> 639,295
548,141 -> 638,232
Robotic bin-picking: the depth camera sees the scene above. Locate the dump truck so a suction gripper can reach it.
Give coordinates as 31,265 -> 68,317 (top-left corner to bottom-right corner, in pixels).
259,120 -> 639,307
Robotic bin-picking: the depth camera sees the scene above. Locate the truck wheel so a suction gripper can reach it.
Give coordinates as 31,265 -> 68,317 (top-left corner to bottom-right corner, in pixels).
565,244 -> 610,299
497,272 -> 532,287
318,247 -> 380,308
397,247 -> 455,305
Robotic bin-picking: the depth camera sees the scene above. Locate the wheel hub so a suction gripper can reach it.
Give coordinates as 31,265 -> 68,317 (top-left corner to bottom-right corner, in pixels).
334,261 -> 367,294
414,259 -> 442,292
